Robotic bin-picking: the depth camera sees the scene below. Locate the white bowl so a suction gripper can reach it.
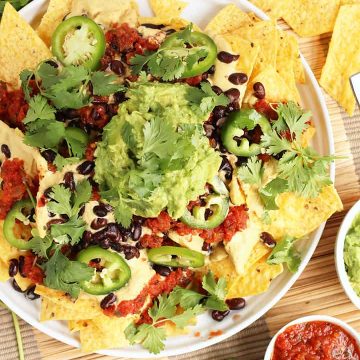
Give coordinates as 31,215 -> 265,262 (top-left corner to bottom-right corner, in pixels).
335,200 -> 360,309
0,0 -> 336,358
264,315 -> 360,360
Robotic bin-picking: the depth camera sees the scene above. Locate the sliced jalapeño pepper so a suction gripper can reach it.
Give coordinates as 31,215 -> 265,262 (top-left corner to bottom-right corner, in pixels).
77,246 -> 131,295
52,16 -> 106,70
148,246 -> 205,268
221,109 -> 271,157
180,194 -> 229,229
162,31 -> 217,78
4,199 -> 35,250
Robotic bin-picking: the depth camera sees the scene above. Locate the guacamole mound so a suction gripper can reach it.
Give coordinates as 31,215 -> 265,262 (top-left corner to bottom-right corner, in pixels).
95,82 -> 222,222
344,214 -> 360,296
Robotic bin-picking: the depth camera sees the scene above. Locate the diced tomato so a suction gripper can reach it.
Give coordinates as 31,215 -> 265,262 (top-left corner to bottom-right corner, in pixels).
21,255 -> 44,284
140,234 -> 164,249
172,222 -> 201,236
254,99 -> 278,121
145,211 -> 173,233
85,142 -> 97,161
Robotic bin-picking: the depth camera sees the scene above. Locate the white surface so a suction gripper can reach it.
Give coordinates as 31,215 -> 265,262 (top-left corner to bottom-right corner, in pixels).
335,200 -> 360,310
0,0 -> 336,358
264,315 -> 360,359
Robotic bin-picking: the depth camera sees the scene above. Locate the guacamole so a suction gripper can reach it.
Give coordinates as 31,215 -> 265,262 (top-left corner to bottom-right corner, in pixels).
344,213 -> 360,296
95,82 -> 222,224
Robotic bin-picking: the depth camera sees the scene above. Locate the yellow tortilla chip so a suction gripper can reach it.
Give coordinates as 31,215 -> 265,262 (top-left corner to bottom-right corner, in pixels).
37,0 -> 73,47
0,3 -> 51,88
244,65 -> 296,104
264,185 -> 343,240
35,285 -> 103,319
205,4 -> 252,36
227,258 -> 283,299
0,258 -> 9,282
320,4 -> 360,116
149,0 -> 187,19
301,126 -> 316,148
282,0 -> 340,37
276,31 -> 301,103
139,16 -> 199,31
232,20 -> 278,77
248,0 -> 285,19
0,221 -> 21,264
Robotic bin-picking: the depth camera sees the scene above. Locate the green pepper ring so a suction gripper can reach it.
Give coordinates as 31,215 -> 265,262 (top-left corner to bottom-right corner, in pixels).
162,31 -> 217,78
3,199 -> 35,250
221,109 -> 271,157
148,246 -> 205,268
52,16 -> 106,70
77,246 -> 131,295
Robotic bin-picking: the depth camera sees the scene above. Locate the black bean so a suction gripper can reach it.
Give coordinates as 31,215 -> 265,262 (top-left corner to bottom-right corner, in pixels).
46,218 -> 65,229
63,172 -> 75,191
253,82 -> 265,99
43,187 -> 53,199
131,224 -> 142,241
18,256 -> 25,277
212,310 -> 230,322
12,279 -> 24,293
61,109 -> 80,120
25,286 -> 40,301
153,264 -> 171,277
215,117 -> 227,129
92,223 -> 122,244
41,149 -> 56,163
77,161 -> 95,175
204,208 -> 213,220
236,156 -> 248,167
45,60 -> 59,68
93,204 -> 108,217
224,88 -> 240,103
212,105 -> 227,121
136,241 -> 144,249
100,239 -> 111,249
226,298 -> 246,310
204,123 -> 215,138
260,232 -> 276,248
100,293 -> 117,309
110,60 -> 125,75
91,218 -> 108,230
207,65 -> 216,75
228,72 -> 248,85
8,259 -> 18,277
123,245 -> 140,260
142,23 -> 165,29
211,85 -> 223,95
202,241 -> 212,253
165,28 -> 176,35
79,206 -> 85,217
113,91 -> 127,104
217,51 -> 239,64
219,156 -> 233,180
1,144 -> 11,158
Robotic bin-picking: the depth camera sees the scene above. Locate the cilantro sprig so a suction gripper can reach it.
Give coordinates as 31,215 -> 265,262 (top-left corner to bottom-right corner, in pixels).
125,272 -> 228,354
131,24 -> 208,81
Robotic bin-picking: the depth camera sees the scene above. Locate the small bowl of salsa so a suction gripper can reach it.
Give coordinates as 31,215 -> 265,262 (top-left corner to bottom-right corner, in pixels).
264,315 -> 360,360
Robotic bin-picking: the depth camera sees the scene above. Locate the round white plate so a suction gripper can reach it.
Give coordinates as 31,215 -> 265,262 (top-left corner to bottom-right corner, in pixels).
335,200 -> 360,310
0,0 -> 335,358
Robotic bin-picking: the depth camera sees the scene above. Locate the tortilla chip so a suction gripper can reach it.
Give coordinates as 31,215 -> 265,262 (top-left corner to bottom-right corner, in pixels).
282,0 -> 340,37
341,0 -> 360,3
35,285 -> 103,319
139,16 -> 199,31
301,126 -> 316,147
227,258 -> 283,298
0,258 -> 9,282
205,4 -> 252,36
37,0 -> 73,47
264,185 -> 343,240
232,20 -> 278,77
320,4 -> 360,116
248,0 -> 286,19
0,3 -> 51,88
149,0 -> 187,19
0,222 -> 21,264
215,34 -> 260,106
244,66 -> 296,105
276,31 -> 301,103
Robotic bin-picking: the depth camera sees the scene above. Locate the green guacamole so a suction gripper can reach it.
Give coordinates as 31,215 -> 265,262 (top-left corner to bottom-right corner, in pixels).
344,213 -> 360,296
95,82 -> 222,223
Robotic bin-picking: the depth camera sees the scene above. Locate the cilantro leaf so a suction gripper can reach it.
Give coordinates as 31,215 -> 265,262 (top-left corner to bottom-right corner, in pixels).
90,71 -> 126,96
43,249 -> 94,298
202,272 -> 229,311
259,178 -> 288,210
54,155 -> 80,171
261,130 -> 292,155
72,180 -> 92,213
169,287 -> 205,309
23,95 -> 56,124
267,235 -> 301,273
64,129 -> 88,158
237,156 -> 264,187
50,216 -> 86,246
169,304 -> 204,328
47,185 -> 73,217
19,69 -> 34,101
149,293 -> 177,322
28,232 -> 53,259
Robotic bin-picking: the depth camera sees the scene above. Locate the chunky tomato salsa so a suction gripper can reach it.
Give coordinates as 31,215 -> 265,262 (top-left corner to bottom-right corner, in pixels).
272,321 -> 360,360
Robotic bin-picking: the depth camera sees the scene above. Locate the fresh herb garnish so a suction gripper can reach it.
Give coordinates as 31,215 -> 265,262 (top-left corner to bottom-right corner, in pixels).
125,272 -> 228,354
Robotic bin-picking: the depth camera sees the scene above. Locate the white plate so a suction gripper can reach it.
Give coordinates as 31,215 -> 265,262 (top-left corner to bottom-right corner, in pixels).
0,0 -> 335,358
264,315 -> 360,359
335,200 -> 360,309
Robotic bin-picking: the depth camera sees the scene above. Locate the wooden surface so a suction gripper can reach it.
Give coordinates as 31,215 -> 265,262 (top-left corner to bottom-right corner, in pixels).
31,23 -> 360,360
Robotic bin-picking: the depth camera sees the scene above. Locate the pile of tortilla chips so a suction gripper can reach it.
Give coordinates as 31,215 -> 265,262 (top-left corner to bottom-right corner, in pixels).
0,0 -> 344,354
248,0 -> 360,116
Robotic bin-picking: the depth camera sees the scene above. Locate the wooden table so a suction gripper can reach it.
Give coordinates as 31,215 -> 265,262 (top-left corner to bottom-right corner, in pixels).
13,21 -> 360,360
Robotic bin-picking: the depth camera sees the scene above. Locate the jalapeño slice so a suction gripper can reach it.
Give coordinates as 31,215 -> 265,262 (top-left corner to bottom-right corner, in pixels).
148,246 -> 205,268
52,16 -> 106,70
4,199 -> 35,250
77,246 -> 131,295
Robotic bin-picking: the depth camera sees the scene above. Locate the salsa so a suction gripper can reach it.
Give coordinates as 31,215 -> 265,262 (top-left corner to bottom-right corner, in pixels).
272,321 -> 360,360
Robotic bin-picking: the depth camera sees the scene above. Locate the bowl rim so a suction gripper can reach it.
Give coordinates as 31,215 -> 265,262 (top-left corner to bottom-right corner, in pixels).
264,315 -> 360,360
0,0 -> 336,358
335,199 -> 360,310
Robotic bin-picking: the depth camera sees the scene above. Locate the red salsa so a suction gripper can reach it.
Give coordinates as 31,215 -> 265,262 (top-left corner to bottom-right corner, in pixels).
272,321 -> 360,360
